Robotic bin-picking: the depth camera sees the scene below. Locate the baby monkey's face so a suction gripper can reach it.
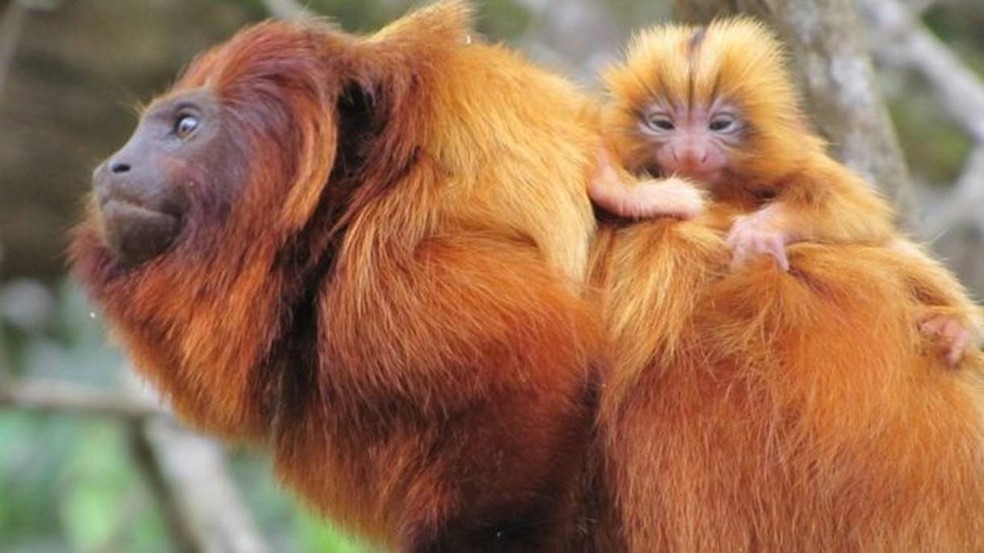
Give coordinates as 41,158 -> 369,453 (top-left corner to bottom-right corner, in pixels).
636,100 -> 745,186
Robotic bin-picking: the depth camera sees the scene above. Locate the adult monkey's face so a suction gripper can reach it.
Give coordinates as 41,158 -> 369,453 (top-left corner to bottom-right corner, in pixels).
92,90 -> 234,266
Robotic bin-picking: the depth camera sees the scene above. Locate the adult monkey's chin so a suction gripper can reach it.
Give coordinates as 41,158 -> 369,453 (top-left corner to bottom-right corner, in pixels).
100,199 -> 182,266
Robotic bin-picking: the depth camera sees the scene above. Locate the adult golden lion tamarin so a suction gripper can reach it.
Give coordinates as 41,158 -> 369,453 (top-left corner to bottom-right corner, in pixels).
71,3 -> 605,551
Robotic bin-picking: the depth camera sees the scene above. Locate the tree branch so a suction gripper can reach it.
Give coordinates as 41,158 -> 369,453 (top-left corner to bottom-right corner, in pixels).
857,0 -> 984,242
0,374 -> 272,553
857,0 -> 984,143
129,421 -> 202,553
0,378 -> 161,418
130,418 -> 271,553
923,147 -> 984,237
0,374 -> 274,553
121,371 -> 272,553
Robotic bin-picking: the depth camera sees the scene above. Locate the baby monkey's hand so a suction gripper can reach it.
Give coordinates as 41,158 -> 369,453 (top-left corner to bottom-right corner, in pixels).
588,150 -> 706,219
919,314 -> 975,368
726,204 -> 799,271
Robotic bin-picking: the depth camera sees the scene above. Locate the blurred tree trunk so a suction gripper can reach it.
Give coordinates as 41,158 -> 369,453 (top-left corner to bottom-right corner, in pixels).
675,0 -> 919,229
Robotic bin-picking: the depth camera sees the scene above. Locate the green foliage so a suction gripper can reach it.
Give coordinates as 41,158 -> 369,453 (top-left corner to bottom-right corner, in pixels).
923,4 -> 984,87
59,423 -> 170,553
0,412 -> 170,553
924,4 -> 984,53
297,510 -> 366,553
0,281 -> 367,552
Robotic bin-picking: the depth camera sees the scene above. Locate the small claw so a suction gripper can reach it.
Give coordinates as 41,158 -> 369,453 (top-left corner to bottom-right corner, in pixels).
762,234 -> 790,271
726,223 -> 791,271
948,331 -> 970,366
920,315 -> 973,368
918,317 -> 943,335
729,244 -> 748,271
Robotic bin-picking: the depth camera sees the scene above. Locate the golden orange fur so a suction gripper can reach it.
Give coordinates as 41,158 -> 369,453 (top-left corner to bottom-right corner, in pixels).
72,3 -> 606,550
591,18 -> 984,552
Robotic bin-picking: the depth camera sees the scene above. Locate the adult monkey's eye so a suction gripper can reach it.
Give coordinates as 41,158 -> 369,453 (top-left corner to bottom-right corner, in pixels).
174,114 -> 201,139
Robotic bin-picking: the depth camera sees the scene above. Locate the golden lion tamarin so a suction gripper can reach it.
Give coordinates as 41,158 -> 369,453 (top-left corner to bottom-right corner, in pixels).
589,17 -> 978,365
71,3 -> 606,550
589,18 -> 984,552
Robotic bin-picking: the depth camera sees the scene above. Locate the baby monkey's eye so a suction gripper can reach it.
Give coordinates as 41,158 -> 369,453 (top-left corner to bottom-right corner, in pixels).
644,113 -> 675,131
709,113 -> 738,132
174,114 -> 201,139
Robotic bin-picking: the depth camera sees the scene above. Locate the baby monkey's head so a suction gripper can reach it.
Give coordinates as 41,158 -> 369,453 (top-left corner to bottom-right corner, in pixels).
603,17 -> 823,187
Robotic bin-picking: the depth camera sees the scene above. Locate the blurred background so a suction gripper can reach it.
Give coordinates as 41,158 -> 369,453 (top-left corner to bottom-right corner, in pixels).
0,0 -> 981,551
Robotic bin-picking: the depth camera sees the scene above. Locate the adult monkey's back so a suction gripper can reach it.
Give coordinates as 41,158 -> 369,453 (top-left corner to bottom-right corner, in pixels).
591,208 -> 984,550
70,2 -> 603,550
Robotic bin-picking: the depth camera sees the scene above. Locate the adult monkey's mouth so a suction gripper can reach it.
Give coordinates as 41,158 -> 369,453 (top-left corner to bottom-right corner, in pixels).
98,197 -> 182,266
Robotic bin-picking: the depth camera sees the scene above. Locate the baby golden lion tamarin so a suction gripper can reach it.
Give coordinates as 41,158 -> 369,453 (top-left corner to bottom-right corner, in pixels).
588,17 -> 984,552
589,17 -> 980,365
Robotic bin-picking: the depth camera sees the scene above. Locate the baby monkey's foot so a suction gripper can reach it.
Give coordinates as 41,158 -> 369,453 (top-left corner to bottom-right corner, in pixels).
919,314 -> 973,367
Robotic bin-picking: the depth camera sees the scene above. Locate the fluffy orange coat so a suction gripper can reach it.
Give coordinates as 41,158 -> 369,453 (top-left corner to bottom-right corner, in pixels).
72,3 -> 604,550
592,18 -> 984,552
